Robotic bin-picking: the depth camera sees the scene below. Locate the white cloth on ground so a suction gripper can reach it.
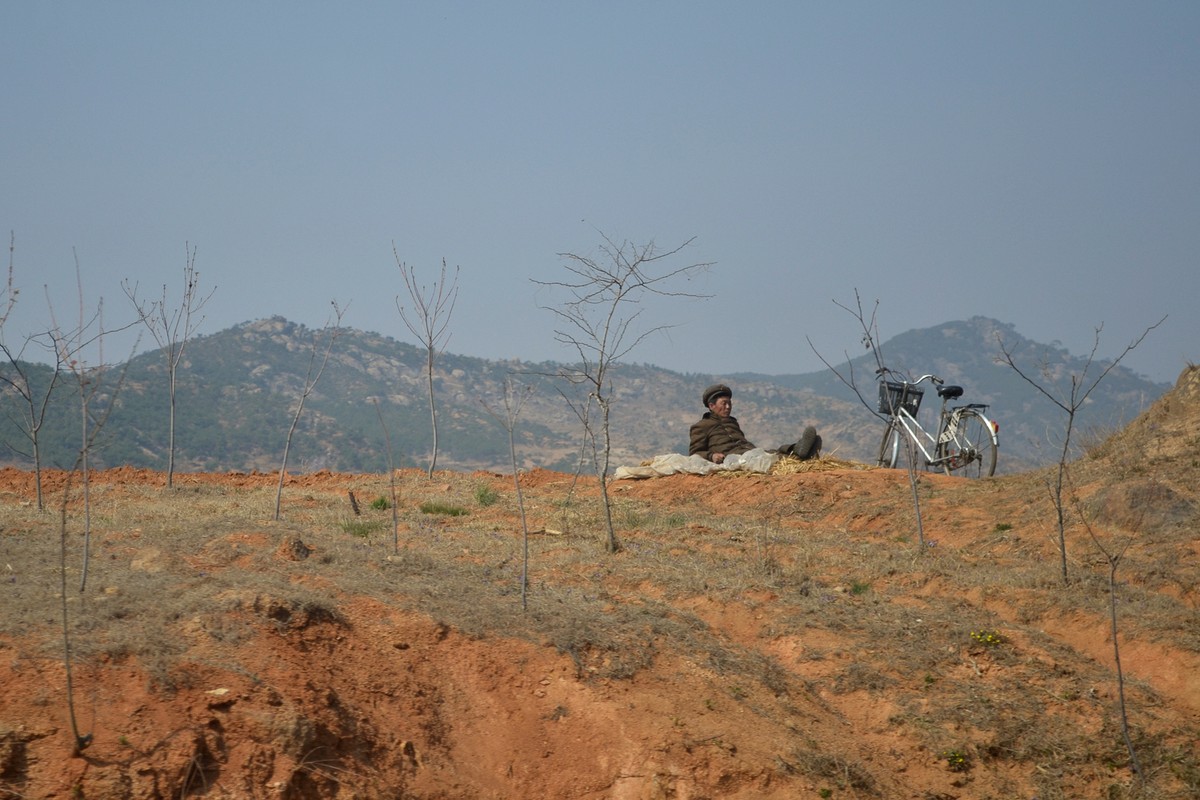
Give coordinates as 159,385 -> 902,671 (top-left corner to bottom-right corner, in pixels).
613,448 -> 779,480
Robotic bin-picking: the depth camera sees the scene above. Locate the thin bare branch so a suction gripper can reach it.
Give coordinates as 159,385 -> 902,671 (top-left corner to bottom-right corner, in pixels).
0,231 -> 18,330
811,291 -> 889,420
1069,489 -> 1143,780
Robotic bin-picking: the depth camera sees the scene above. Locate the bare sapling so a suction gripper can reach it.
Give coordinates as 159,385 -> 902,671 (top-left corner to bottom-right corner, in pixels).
372,398 -> 402,554
0,233 -> 62,510
123,242 -> 216,488
0,237 -> 92,752
274,303 -> 345,521
811,290 -> 925,548
481,378 -> 535,609
45,251 -> 139,755
535,233 -> 712,554
393,248 -> 459,478
997,317 -> 1164,583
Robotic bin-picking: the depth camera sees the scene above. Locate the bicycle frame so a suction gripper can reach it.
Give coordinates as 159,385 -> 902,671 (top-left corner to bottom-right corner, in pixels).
887,405 -> 939,467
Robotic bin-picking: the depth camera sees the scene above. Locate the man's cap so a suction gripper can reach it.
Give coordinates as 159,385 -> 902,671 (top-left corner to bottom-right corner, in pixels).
702,383 -> 732,406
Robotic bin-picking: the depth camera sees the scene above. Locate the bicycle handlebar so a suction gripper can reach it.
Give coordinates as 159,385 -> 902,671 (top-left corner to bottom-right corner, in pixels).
875,368 -> 943,386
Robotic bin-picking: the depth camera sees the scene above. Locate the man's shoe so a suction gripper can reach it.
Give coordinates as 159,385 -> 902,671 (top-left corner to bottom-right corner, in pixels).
793,427 -> 819,460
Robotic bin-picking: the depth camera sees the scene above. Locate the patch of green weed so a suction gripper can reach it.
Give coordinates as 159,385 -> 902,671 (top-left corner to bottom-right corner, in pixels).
340,519 -> 383,537
941,749 -> 970,772
420,501 -> 468,517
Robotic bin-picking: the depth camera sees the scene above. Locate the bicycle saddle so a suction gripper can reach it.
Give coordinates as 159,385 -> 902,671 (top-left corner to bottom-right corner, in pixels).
936,385 -> 964,400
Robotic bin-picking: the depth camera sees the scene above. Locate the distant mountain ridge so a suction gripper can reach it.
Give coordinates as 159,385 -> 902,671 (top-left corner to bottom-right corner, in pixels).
0,316 -> 1170,475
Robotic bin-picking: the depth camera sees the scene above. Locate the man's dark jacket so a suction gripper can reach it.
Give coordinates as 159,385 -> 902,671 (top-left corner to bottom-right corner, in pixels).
689,413 -> 756,462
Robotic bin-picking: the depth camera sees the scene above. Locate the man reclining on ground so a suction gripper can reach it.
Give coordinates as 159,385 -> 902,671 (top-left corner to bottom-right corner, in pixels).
689,383 -> 821,464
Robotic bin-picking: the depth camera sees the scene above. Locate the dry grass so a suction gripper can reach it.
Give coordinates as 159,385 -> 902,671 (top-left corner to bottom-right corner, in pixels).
770,453 -> 874,475
2,461 -> 1198,798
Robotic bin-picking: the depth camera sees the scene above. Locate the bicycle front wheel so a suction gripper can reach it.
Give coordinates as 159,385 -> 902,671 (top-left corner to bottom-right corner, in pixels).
938,409 -> 997,478
877,421 -> 902,469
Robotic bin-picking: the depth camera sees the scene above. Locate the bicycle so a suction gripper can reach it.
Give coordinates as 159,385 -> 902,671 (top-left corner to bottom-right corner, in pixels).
875,369 -> 999,477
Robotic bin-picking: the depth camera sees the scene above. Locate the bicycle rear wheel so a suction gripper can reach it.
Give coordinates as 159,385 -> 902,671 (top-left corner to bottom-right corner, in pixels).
877,422 -> 902,469
937,409 -> 997,477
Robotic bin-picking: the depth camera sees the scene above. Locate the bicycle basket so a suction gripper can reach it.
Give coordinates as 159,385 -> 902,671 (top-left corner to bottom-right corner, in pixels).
879,380 -> 923,416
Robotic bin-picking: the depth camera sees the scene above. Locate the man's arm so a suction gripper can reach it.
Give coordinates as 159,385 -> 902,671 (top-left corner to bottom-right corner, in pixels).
689,419 -> 713,460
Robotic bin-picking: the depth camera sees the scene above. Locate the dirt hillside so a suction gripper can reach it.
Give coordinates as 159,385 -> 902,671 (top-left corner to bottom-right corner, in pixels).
1,366 -> 1198,799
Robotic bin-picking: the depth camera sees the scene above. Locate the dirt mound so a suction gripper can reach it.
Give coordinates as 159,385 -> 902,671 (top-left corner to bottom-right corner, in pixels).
1093,363 -> 1200,464
2,372 -> 1199,798
1069,364 -> 1200,535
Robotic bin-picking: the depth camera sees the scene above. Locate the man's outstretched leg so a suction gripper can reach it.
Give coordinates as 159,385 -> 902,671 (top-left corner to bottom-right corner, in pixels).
792,426 -> 821,460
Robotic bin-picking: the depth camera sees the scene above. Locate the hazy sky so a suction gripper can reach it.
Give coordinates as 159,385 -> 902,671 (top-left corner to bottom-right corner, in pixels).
4,2 -> 1197,383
